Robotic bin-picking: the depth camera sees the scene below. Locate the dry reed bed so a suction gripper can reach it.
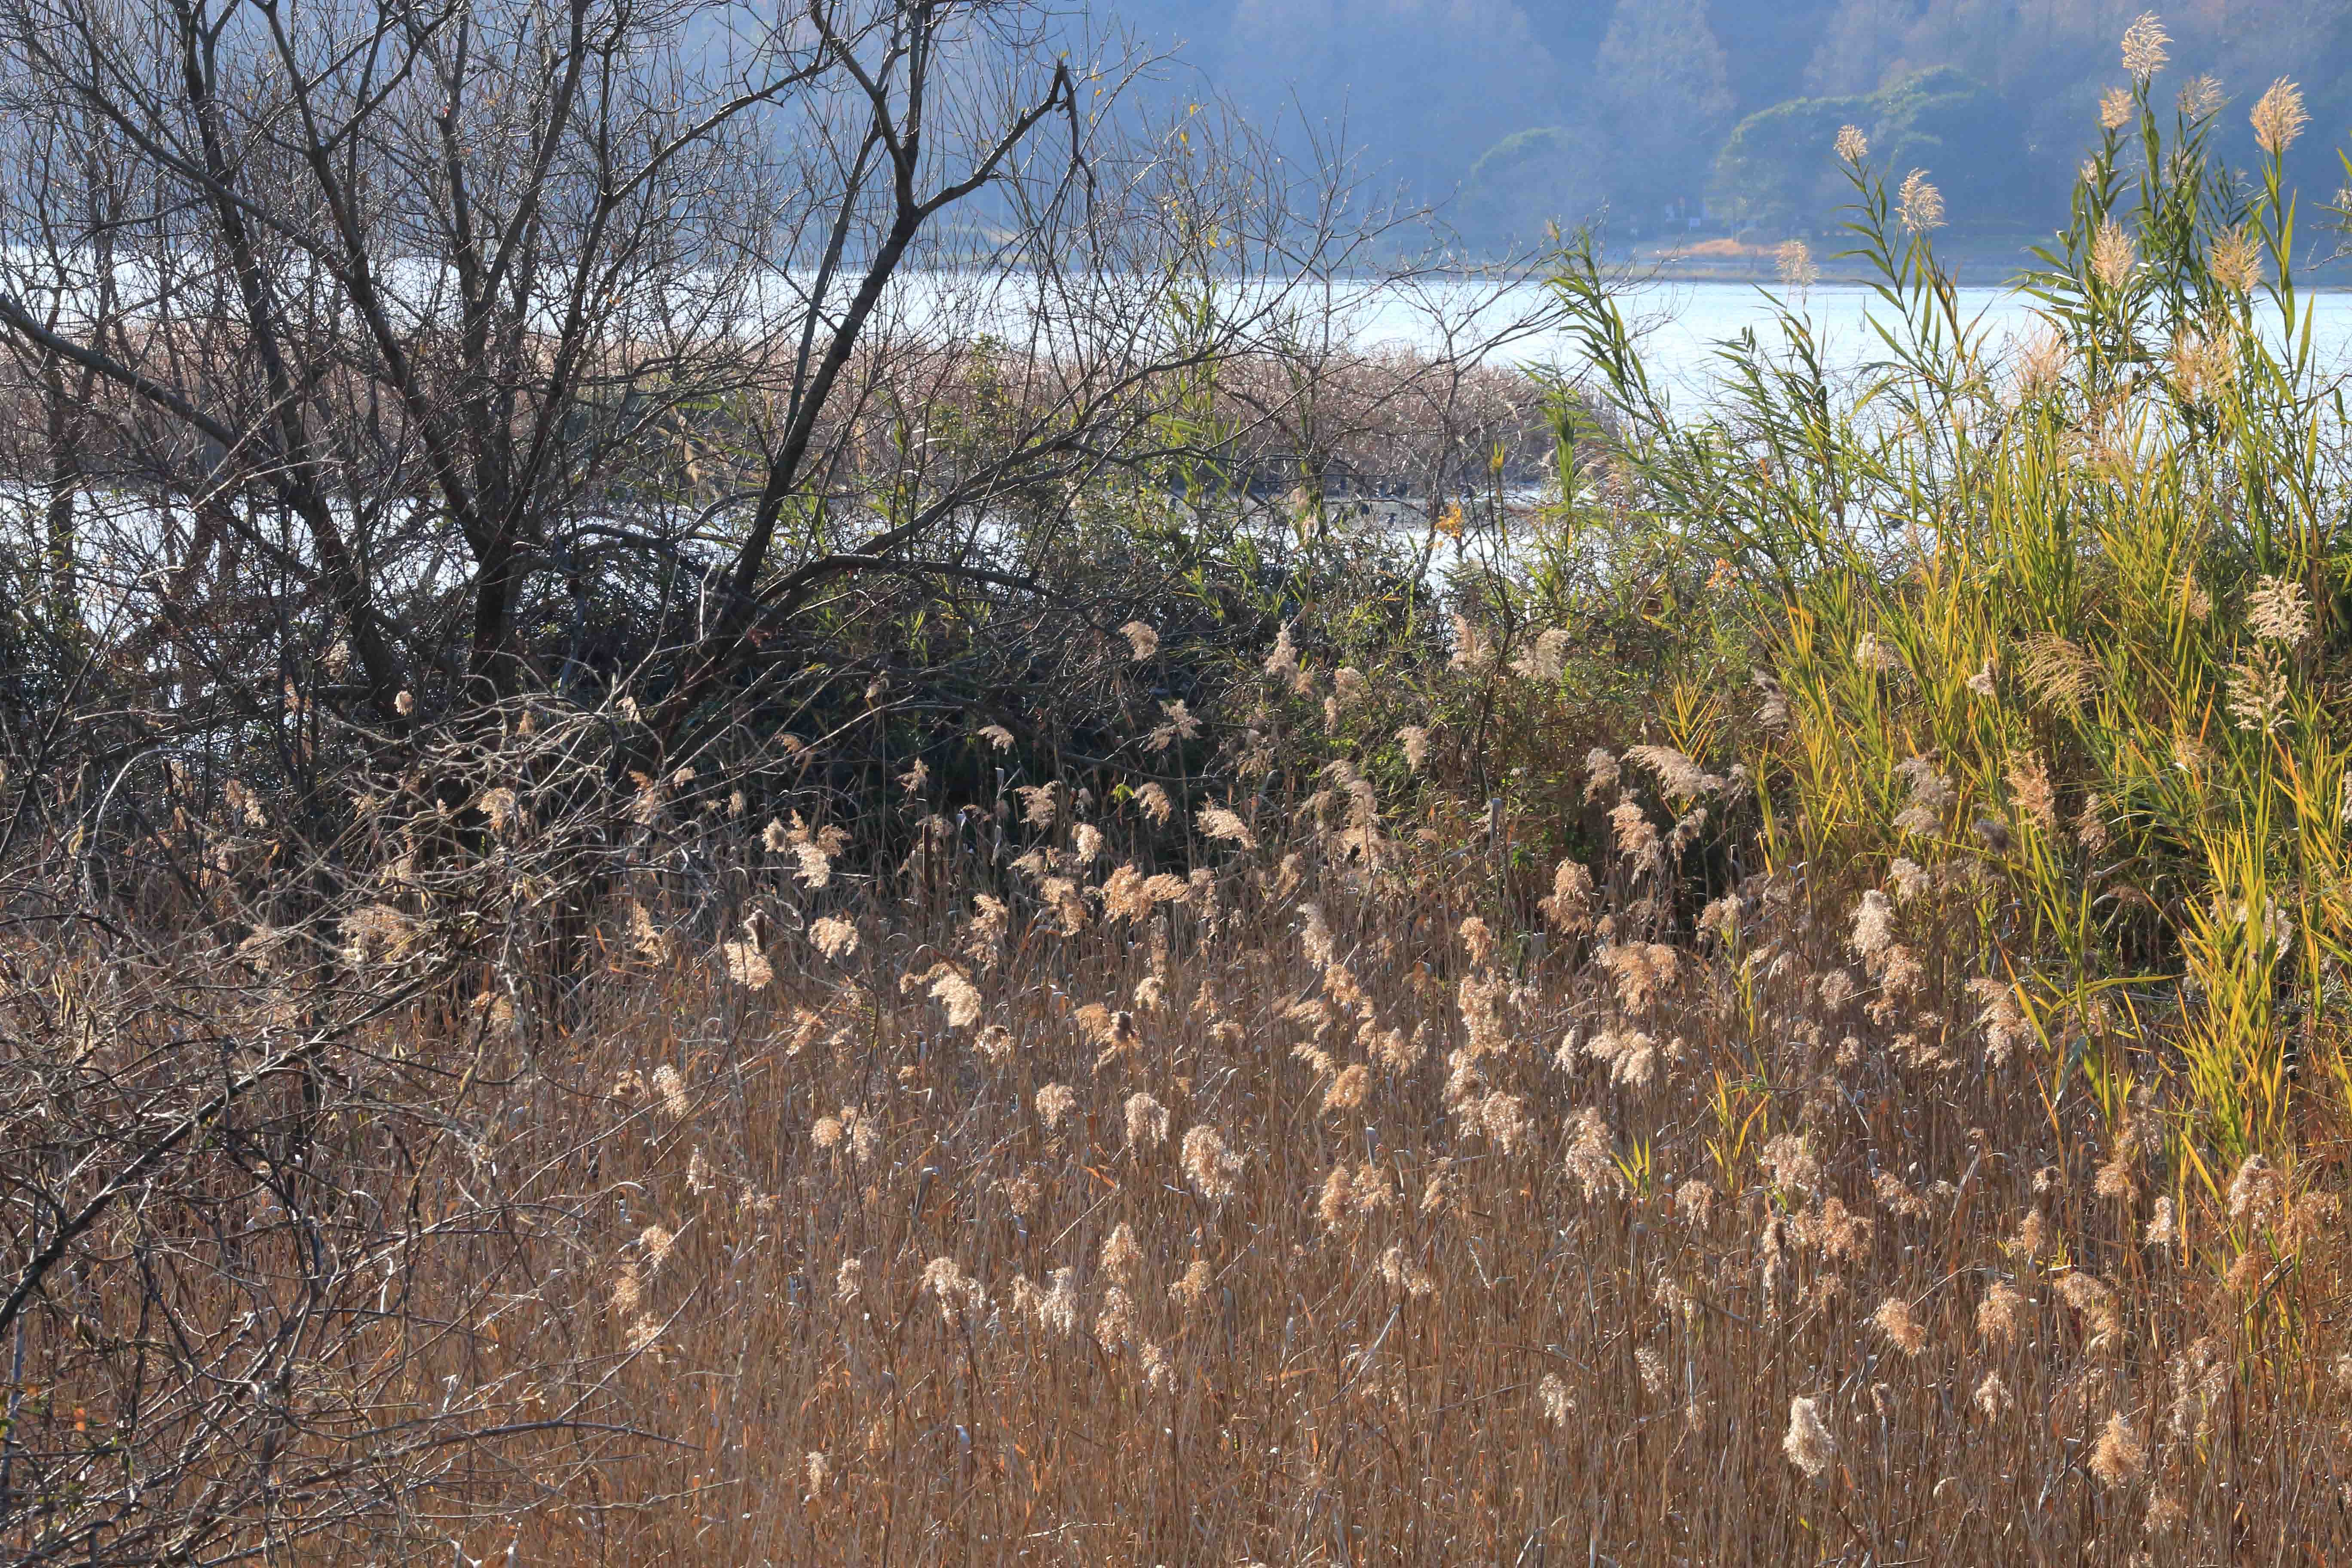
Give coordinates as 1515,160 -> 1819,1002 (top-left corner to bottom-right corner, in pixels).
485,814 -> 2352,1566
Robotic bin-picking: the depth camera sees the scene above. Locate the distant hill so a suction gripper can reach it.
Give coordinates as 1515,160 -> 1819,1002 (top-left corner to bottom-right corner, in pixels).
1102,0 -> 2352,254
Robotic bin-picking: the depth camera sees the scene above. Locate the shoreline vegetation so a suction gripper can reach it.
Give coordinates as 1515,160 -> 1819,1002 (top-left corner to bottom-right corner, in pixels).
10,6 -> 2352,1564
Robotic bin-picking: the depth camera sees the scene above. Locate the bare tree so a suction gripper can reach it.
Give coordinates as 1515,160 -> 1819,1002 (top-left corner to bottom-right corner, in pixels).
0,0 -> 1413,746
0,0 -> 1053,713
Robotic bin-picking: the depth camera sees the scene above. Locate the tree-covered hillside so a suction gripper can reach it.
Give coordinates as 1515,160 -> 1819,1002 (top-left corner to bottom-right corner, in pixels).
1107,0 -> 2352,247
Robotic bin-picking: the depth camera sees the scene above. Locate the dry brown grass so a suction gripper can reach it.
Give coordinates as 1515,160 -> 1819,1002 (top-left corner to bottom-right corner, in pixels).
1659,238 -> 1783,261
426,792 -> 2352,1565
10,720 -> 2352,1565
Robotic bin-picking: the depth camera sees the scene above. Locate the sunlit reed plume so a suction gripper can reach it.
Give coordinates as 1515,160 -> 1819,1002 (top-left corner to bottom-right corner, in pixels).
1978,1280 -> 2024,1342
2252,78 -> 2308,155
1180,1124 -> 1240,1200
2092,218 -> 2137,288
809,916 -> 859,960
2120,13 -> 2168,81
2245,575 -> 2313,645
1776,239 -> 1818,289
2228,1153 -> 2284,1225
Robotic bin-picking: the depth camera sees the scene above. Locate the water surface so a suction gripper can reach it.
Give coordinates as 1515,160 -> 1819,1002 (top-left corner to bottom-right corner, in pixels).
1341,279 -> 2352,415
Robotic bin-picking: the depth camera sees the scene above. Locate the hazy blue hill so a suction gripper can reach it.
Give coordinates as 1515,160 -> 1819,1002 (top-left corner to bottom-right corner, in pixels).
1100,0 -> 2352,260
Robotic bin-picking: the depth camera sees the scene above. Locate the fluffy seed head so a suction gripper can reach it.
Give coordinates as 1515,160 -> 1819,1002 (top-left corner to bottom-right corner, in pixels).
1583,747 -> 1621,802
1447,613 -> 1490,667
2006,752 -> 2058,833
1511,628 -> 1571,682
1872,1297 -> 1927,1355
477,786 -> 521,834
1316,1165 -> 1352,1229
652,1065 -> 690,1121
1035,1083 -> 1078,1130
1834,123 -> 1869,162
2091,1412 -> 2147,1487
810,916 -> 860,961
930,968 -> 983,1028
2228,651 -> 2290,734
1538,1372 -> 1574,1427
2092,218 -> 2138,288
2253,77 -> 2308,155
1125,1092 -> 1170,1148
1198,805 -> 1257,850
640,1224 -> 676,1271
2227,1153 -> 2284,1225
2019,632 -> 2098,709
1978,1280 -> 2024,1343
2057,1270 -> 2122,1340
2120,12 -> 2168,81
1100,1222 -> 1141,1283
1146,699 -> 1200,753
1169,1259 -> 1213,1311
1324,1062 -> 1372,1113
1541,858 -> 1596,931
1762,1132 -> 1821,1194
1378,1242 -> 1436,1296
722,939 -> 773,989
2015,329 -> 2067,400
2210,226 -> 2263,291
1850,890 -> 1898,961
1783,1396 -> 1836,1478
1181,1124 -> 1240,1200
1262,622 -> 1298,679
2246,575 -> 2313,645
926,1257 -> 988,1326
1565,1107 -> 1627,1201
1898,170 -> 1946,233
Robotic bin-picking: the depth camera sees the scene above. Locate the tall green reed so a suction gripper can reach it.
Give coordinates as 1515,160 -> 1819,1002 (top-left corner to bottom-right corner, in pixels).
1550,71 -> 2352,1201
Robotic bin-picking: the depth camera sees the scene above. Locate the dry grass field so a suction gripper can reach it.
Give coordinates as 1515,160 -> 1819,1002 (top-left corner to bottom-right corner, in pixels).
450,775 -> 2352,1566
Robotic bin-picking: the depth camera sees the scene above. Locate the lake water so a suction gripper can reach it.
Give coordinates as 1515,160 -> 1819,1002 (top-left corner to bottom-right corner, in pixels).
1338,279 -> 2352,416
